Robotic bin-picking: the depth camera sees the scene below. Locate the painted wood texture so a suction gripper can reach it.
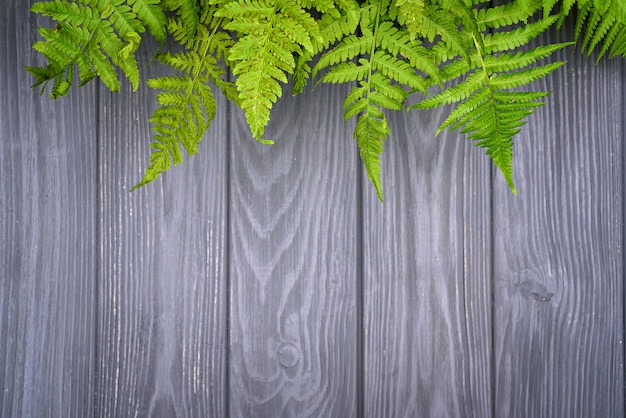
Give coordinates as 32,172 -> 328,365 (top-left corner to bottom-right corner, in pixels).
492,30 -> 625,417
228,83 -> 359,417
0,3 -> 97,417
1,2 -> 624,417
362,106 -> 493,417
97,38 -> 229,417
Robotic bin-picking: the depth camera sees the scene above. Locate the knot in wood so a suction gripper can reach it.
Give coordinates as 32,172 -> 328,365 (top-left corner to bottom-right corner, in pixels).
277,343 -> 299,368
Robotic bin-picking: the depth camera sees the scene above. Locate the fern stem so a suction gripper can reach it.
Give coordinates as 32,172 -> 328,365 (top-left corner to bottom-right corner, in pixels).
471,32 -> 516,194
473,34 -> 503,152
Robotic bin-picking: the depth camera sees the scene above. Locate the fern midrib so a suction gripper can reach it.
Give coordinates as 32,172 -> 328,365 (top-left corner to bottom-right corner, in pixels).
243,1 -> 280,124
47,0 -> 130,89
472,33 -> 504,156
186,17 -> 224,119
365,0 -> 384,122
55,2 -> 107,79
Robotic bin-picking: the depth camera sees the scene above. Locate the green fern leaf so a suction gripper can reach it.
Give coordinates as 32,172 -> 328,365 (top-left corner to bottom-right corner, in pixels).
29,0 -> 154,94
476,0 -> 542,31
291,2 -> 360,94
102,1 -> 145,38
574,0 -> 626,60
322,61 -> 370,83
166,0 -> 201,38
133,20 -> 235,189
217,0 -> 320,142
356,103 -> 389,201
411,9 -> 568,193
393,0 -> 424,38
489,61 -> 565,89
127,0 -> 167,41
413,70 -> 486,108
419,4 -> 471,58
483,16 -> 558,53
314,0 -> 433,200
482,42 -> 572,72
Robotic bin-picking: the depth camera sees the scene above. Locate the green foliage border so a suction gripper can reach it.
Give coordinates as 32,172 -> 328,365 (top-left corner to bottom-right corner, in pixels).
27,0 -> 626,201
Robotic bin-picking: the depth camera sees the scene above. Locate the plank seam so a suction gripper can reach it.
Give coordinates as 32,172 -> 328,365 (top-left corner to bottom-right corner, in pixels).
489,150 -> 496,418
356,149 -> 364,418
622,57 -> 626,414
94,80 -> 101,418
225,74 -> 232,418
488,2 -> 497,415
489,168 -> 497,418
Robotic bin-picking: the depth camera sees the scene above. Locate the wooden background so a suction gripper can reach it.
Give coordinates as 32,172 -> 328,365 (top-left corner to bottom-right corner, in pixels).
1,1 -> 624,416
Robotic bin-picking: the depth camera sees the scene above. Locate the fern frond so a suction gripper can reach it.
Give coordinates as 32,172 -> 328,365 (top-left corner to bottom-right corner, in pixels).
412,9 -> 569,193
483,16 -> 558,53
321,61 -> 369,82
373,51 -> 427,92
420,4 -> 470,57
475,0 -> 542,31
317,8 -> 361,50
489,61 -> 565,89
482,42 -> 571,72
166,0 -> 201,38
217,0 -> 321,142
29,0 -> 166,96
355,103 -> 390,200
127,0 -> 167,41
291,1 -> 360,94
393,0 -> 424,38
132,22 -> 236,190
574,0 -> 626,60
314,0 -> 436,200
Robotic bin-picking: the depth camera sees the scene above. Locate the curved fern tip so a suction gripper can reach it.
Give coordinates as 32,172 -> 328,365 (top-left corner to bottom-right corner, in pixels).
372,181 -> 384,202
130,174 -> 158,192
129,181 -> 145,193
506,179 -> 517,195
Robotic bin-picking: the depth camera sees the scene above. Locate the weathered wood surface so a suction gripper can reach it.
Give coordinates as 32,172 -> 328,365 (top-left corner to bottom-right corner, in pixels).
363,106 -> 493,417
492,30 -> 625,417
96,38 -> 229,417
1,1 -> 624,417
0,3 -> 97,417
228,84 -> 360,417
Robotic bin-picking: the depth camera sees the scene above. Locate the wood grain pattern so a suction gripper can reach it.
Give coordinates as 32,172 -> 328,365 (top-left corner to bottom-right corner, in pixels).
228,83 -> 360,417
362,105 -> 493,417
2,3 -> 626,417
96,40 -> 229,417
492,27 -> 625,417
0,2 -> 97,417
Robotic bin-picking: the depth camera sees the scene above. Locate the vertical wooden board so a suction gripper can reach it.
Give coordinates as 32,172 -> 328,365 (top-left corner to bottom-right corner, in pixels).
0,2 -> 97,417
492,31 -> 624,416
228,83 -> 359,417
362,107 -> 492,417
97,42 -> 229,417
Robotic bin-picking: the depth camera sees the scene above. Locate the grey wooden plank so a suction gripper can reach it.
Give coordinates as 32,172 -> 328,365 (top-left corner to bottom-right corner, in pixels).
228,83 -> 359,417
362,106 -> 493,416
492,28 -> 625,417
0,2 -> 97,417
96,41 -> 229,417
